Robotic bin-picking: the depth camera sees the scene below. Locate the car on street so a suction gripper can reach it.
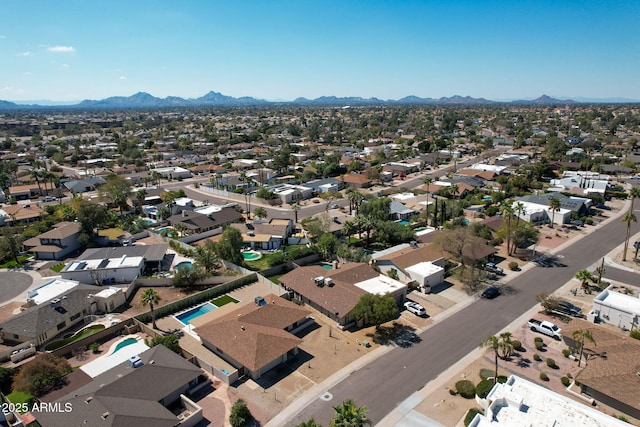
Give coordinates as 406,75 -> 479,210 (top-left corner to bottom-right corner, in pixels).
404,301 -> 426,316
485,262 -> 504,275
481,286 -> 500,299
556,300 -> 582,316
41,196 -> 56,202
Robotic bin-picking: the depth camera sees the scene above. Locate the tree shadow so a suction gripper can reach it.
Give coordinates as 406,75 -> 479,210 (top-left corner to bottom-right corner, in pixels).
513,353 -> 531,369
366,322 -> 422,348
252,349 -> 314,390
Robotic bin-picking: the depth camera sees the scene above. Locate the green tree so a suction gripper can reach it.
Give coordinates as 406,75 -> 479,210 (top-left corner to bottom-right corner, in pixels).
254,206 -> 268,220
622,210 -> 637,261
499,332 -> 513,359
548,197 -> 561,229
572,329 -> 596,368
76,201 -> 110,246
140,288 -> 161,329
480,336 -> 501,384
13,353 -> 72,397
229,399 -> 253,427
149,334 -> 180,353
172,264 -> 205,287
97,173 -> 133,214
136,188 -> 147,213
213,227 -> 244,265
629,187 -> 640,211
0,234 -> 21,265
575,269 -> 593,291
330,399 -> 371,427
316,233 -> 339,260
296,419 -> 323,427
194,243 -> 220,274
292,203 -> 301,223
351,293 -> 398,330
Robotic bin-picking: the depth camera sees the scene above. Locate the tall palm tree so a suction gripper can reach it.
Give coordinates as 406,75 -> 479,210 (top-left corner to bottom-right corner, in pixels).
330,399 -> 371,427
622,210 -> 637,261
422,176 -> 433,223
548,197 -> 561,229
254,206 -> 268,220
194,244 -> 219,274
480,335 -> 501,384
629,187 -> 640,211
511,202 -> 526,255
572,329 -> 596,368
575,269 -> 593,291
499,203 -> 515,255
291,203 -> 301,223
136,189 -> 147,213
140,288 -> 161,329
499,332 -> 514,359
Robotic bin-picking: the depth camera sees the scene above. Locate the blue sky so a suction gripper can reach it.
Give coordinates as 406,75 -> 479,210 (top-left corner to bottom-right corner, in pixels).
1,0 -> 638,102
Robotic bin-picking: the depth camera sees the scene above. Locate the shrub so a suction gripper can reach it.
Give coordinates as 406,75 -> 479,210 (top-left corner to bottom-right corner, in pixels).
479,368 -> 496,381
546,358 -> 557,368
567,372 -> 573,379
508,261 -> 519,271
89,342 -> 100,353
455,380 -> 476,399
562,348 -> 571,358
497,375 -> 508,383
539,372 -> 549,381
464,408 -> 483,427
618,415 -> 630,423
533,353 -> 542,362
475,380 -> 494,398
511,340 -> 522,351
630,330 -> 640,340
229,399 -> 252,427
12,353 -> 72,397
534,337 -> 543,343
449,389 -> 458,396
535,341 -> 545,351
561,376 -> 571,386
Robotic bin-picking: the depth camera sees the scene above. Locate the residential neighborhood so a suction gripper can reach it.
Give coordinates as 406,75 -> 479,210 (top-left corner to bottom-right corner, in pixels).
0,102 -> 639,427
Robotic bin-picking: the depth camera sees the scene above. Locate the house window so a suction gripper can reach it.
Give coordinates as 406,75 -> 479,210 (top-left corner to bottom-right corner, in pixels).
70,313 -> 81,321
56,321 -> 66,331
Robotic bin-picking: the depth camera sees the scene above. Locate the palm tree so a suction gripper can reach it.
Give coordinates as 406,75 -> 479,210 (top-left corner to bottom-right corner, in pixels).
572,329 -> 596,367
548,197 -> 561,229
480,335 -> 501,384
630,187 -> 640,211
296,420 -> 322,427
194,244 -> 219,274
422,176 -> 433,223
136,189 -> 147,213
499,202 -> 515,255
511,202 -> 526,255
622,210 -> 637,261
499,332 -> 514,360
140,288 -> 161,329
575,269 -> 593,291
291,203 -> 301,223
330,399 -> 371,427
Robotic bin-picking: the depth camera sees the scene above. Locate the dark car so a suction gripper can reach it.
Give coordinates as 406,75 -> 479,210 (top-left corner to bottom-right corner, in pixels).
481,286 -> 500,299
557,300 -> 582,316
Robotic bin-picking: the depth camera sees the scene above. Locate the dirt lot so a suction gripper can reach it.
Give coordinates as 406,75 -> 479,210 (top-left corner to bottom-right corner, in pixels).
124,285 -> 199,316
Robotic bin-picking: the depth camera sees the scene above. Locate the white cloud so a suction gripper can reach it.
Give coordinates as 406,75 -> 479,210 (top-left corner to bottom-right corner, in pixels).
119,75 -> 127,80
48,46 -> 76,53
16,51 -> 31,57
62,63 -> 70,68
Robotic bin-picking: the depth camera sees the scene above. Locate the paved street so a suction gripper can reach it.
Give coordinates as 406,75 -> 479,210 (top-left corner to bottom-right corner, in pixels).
0,272 -> 33,305
285,214 -> 640,426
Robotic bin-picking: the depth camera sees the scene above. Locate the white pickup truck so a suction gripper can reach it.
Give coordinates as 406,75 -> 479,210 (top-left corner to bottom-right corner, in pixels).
528,319 -> 562,340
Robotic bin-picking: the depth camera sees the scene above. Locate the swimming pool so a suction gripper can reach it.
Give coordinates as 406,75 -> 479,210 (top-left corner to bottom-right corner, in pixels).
157,227 -> 176,237
176,303 -> 217,325
242,250 -> 262,261
399,220 -> 411,226
113,337 -> 138,353
174,261 -> 193,270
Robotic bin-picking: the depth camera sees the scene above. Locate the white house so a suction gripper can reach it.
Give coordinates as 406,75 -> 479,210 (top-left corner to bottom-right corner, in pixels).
592,286 -> 640,330
512,200 -> 572,226
469,375 -> 629,427
405,262 -> 445,294
61,255 -> 145,284
150,166 -> 192,180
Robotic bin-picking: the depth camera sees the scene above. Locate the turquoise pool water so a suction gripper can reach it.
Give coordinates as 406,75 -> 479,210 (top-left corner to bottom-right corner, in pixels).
482,196 -> 493,201
175,261 -> 193,270
176,303 -> 217,325
320,263 -> 333,270
399,220 -> 410,226
242,251 -> 261,261
157,227 -> 176,237
113,337 -> 138,353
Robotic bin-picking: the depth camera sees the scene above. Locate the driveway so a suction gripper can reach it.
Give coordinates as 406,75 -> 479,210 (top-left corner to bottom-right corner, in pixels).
0,272 -> 33,304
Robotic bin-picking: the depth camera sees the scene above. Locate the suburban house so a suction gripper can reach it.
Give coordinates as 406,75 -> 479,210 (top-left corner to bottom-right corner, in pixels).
592,286 -> 640,330
168,207 -> 242,235
279,263 -> 407,328
0,280 -> 124,346
150,166 -> 192,180
549,171 -> 609,195
61,254 -> 145,284
269,183 -> 314,204
35,345 -> 204,427
562,319 -> 640,420
372,243 -> 447,293
194,294 -> 312,380
517,193 -> 592,223
389,200 -> 420,221
7,183 -> 42,200
22,221 -> 82,260
229,218 -> 294,250
469,374 -> 629,427
63,176 -> 106,194
76,244 -> 169,276
510,200 -> 572,226
0,203 -> 45,225
305,177 -> 343,194
339,173 -> 373,189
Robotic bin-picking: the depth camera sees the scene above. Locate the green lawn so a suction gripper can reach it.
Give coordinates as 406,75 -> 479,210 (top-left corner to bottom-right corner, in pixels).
244,245 -> 317,271
44,325 -> 105,351
6,390 -> 34,412
50,263 -> 66,273
267,274 -> 285,284
211,295 -> 239,306
0,255 -> 32,269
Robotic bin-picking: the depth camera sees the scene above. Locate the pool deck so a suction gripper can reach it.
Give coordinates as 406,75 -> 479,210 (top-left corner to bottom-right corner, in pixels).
80,335 -> 149,378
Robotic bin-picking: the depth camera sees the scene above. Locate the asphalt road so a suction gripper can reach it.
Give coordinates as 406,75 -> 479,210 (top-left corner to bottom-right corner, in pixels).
287,216 -> 640,426
0,272 -> 33,304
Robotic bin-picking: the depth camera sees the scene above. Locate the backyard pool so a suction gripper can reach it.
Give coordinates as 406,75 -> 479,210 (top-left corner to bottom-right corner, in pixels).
242,250 -> 262,261
113,337 -> 138,353
174,261 -> 193,270
176,303 -> 217,325
399,220 -> 411,226
157,227 -> 177,237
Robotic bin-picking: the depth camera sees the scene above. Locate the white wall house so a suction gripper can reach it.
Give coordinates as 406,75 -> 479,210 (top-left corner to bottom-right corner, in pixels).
513,201 -> 572,226
405,262 -> 445,294
592,286 -> 640,330
61,255 -> 145,284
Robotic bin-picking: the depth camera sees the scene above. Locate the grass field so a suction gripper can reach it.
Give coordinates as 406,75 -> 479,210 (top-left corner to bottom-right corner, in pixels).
211,295 -> 239,306
44,325 -> 106,351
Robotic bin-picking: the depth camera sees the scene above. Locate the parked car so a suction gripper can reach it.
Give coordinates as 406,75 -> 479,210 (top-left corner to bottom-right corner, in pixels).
404,301 -> 426,316
556,300 -> 582,316
41,196 -> 56,202
528,318 -> 562,340
569,219 -> 584,227
595,204 -> 611,210
481,286 -> 500,299
485,262 -> 504,275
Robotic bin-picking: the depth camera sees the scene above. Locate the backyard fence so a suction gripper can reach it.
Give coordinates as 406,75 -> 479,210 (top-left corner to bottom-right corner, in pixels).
49,321 -> 131,358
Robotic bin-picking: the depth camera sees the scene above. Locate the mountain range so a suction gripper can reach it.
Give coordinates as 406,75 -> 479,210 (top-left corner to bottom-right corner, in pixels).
0,91 -> 633,110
